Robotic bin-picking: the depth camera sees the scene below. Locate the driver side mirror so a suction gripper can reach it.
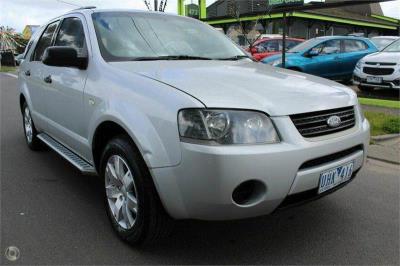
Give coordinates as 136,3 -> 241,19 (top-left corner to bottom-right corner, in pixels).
42,46 -> 88,70
307,49 -> 320,57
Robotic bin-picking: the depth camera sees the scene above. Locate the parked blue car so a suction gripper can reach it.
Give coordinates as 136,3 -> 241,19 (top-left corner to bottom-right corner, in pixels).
262,36 -> 378,82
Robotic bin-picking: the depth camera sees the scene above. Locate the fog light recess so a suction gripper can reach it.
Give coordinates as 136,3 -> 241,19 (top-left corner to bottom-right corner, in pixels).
232,180 -> 267,206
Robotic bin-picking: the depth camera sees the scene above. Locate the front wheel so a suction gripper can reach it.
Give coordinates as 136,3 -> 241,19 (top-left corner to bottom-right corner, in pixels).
22,102 -> 42,150
100,135 -> 173,245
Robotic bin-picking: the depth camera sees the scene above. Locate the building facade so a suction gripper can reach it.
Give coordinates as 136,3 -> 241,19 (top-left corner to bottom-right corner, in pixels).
184,0 -> 399,45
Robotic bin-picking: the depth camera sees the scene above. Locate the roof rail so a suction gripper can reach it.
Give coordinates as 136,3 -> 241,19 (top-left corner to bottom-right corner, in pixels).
73,6 -> 96,11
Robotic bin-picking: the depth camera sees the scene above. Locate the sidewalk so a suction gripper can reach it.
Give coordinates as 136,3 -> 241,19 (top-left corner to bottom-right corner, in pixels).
368,136 -> 400,165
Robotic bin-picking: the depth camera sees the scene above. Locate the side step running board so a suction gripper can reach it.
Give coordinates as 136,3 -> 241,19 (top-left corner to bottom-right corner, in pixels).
37,133 -> 97,175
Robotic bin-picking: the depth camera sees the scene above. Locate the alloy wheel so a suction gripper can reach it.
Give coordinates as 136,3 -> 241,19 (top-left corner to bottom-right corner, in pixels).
105,155 -> 139,230
24,107 -> 33,143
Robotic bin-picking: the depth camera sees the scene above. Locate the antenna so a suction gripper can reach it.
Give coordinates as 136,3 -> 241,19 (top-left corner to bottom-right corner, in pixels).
56,0 -> 82,8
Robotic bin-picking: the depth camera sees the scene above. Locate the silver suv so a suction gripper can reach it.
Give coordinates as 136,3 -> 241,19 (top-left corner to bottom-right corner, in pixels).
18,8 -> 370,245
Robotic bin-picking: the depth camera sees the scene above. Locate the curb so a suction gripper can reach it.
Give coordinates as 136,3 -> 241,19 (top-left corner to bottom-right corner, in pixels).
371,134 -> 400,142
367,155 -> 400,165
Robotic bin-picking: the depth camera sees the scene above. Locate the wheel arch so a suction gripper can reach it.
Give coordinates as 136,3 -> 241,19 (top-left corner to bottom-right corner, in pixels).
91,120 -> 149,173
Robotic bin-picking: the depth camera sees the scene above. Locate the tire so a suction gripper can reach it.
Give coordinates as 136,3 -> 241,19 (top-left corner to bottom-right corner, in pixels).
358,85 -> 374,92
22,102 -> 42,151
100,135 -> 173,245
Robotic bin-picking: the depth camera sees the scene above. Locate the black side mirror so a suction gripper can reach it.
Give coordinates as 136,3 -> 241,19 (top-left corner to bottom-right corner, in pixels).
42,46 -> 88,70
307,49 -> 320,57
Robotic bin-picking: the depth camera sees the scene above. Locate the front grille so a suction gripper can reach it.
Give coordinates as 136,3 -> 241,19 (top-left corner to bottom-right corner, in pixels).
365,62 -> 396,66
299,145 -> 363,170
290,106 -> 356,138
363,67 -> 394,76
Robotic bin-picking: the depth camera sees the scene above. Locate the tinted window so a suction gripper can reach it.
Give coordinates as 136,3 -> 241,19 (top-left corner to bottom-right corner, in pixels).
32,21 -> 59,61
55,17 -> 86,56
344,40 -> 367,52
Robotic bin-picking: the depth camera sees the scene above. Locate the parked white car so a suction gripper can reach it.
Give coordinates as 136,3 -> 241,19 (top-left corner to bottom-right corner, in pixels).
18,8 -> 370,245
370,36 -> 399,51
354,39 -> 400,91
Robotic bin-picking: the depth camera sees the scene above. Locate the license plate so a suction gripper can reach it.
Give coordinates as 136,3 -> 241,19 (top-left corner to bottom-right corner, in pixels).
318,161 -> 354,194
366,76 -> 383,84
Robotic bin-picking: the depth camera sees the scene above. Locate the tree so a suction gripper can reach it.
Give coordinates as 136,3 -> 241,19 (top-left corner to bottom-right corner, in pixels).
143,0 -> 168,12
0,26 -> 27,52
227,0 -> 274,49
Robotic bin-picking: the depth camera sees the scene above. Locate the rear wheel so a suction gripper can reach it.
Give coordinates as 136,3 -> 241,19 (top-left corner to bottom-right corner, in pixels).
100,135 -> 173,245
22,102 -> 42,150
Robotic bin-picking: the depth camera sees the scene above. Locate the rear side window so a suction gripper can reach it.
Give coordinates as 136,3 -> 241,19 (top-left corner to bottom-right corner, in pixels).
54,17 -> 86,56
32,21 -> 59,61
344,40 -> 368,52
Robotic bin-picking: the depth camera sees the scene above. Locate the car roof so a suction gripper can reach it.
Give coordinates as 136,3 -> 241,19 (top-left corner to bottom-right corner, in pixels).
371,36 -> 400,40
254,37 -> 304,45
314,36 -> 370,41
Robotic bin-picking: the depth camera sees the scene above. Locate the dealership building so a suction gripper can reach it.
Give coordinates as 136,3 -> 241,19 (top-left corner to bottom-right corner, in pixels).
179,0 -> 400,45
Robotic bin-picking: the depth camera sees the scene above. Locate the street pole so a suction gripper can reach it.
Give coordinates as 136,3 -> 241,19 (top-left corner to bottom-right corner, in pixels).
154,0 -> 158,11
282,11 -> 286,68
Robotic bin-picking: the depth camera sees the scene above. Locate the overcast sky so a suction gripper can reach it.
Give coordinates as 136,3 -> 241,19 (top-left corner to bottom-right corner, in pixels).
1,0 -> 399,32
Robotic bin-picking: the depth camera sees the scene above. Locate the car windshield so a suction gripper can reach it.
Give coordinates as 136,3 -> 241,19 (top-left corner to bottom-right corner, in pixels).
371,38 -> 397,50
287,38 -> 321,53
382,39 -> 400,52
92,12 -> 246,61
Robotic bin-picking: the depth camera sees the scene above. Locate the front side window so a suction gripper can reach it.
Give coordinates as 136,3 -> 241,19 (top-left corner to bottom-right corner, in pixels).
55,17 -> 87,56
32,21 -> 59,61
92,12 -> 245,61
310,40 -> 341,55
344,40 -> 367,52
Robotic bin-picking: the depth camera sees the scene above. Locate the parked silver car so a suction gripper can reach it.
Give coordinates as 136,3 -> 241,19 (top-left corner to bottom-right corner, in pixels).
18,8 -> 370,245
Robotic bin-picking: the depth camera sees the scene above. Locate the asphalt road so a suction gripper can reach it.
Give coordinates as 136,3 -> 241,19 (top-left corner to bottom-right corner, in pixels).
1,73 -> 399,265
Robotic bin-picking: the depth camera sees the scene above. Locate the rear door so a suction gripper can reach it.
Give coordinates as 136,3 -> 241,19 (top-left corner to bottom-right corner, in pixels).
42,14 -> 90,156
342,39 -> 370,75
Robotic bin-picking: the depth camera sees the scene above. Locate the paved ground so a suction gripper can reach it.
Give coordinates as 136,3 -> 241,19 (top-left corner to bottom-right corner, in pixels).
1,74 -> 399,265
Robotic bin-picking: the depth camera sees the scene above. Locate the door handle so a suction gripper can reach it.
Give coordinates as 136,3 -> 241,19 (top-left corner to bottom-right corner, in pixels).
24,70 -> 31,76
44,75 -> 52,84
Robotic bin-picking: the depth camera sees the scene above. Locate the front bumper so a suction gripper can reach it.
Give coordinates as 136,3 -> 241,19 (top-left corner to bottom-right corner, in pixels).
151,116 -> 370,220
353,69 -> 400,89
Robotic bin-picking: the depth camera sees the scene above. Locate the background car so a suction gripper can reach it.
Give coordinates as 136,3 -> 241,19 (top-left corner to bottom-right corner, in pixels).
354,39 -> 400,91
370,36 -> 400,51
262,36 -> 378,82
248,37 -> 304,61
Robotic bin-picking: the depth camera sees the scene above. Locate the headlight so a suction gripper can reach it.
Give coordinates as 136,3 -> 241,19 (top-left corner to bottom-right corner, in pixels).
356,61 -> 362,69
178,109 -> 280,145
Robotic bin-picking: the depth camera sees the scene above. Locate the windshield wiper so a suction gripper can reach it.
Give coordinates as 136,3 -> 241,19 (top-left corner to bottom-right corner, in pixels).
215,55 -> 250,61
131,55 -> 213,61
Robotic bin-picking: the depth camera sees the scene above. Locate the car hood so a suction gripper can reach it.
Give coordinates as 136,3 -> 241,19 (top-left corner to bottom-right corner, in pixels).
362,51 -> 400,63
110,60 -> 356,116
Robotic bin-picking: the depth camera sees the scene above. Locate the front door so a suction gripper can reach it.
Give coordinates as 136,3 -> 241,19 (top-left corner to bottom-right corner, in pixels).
306,39 -> 343,78
42,15 -> 89,156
